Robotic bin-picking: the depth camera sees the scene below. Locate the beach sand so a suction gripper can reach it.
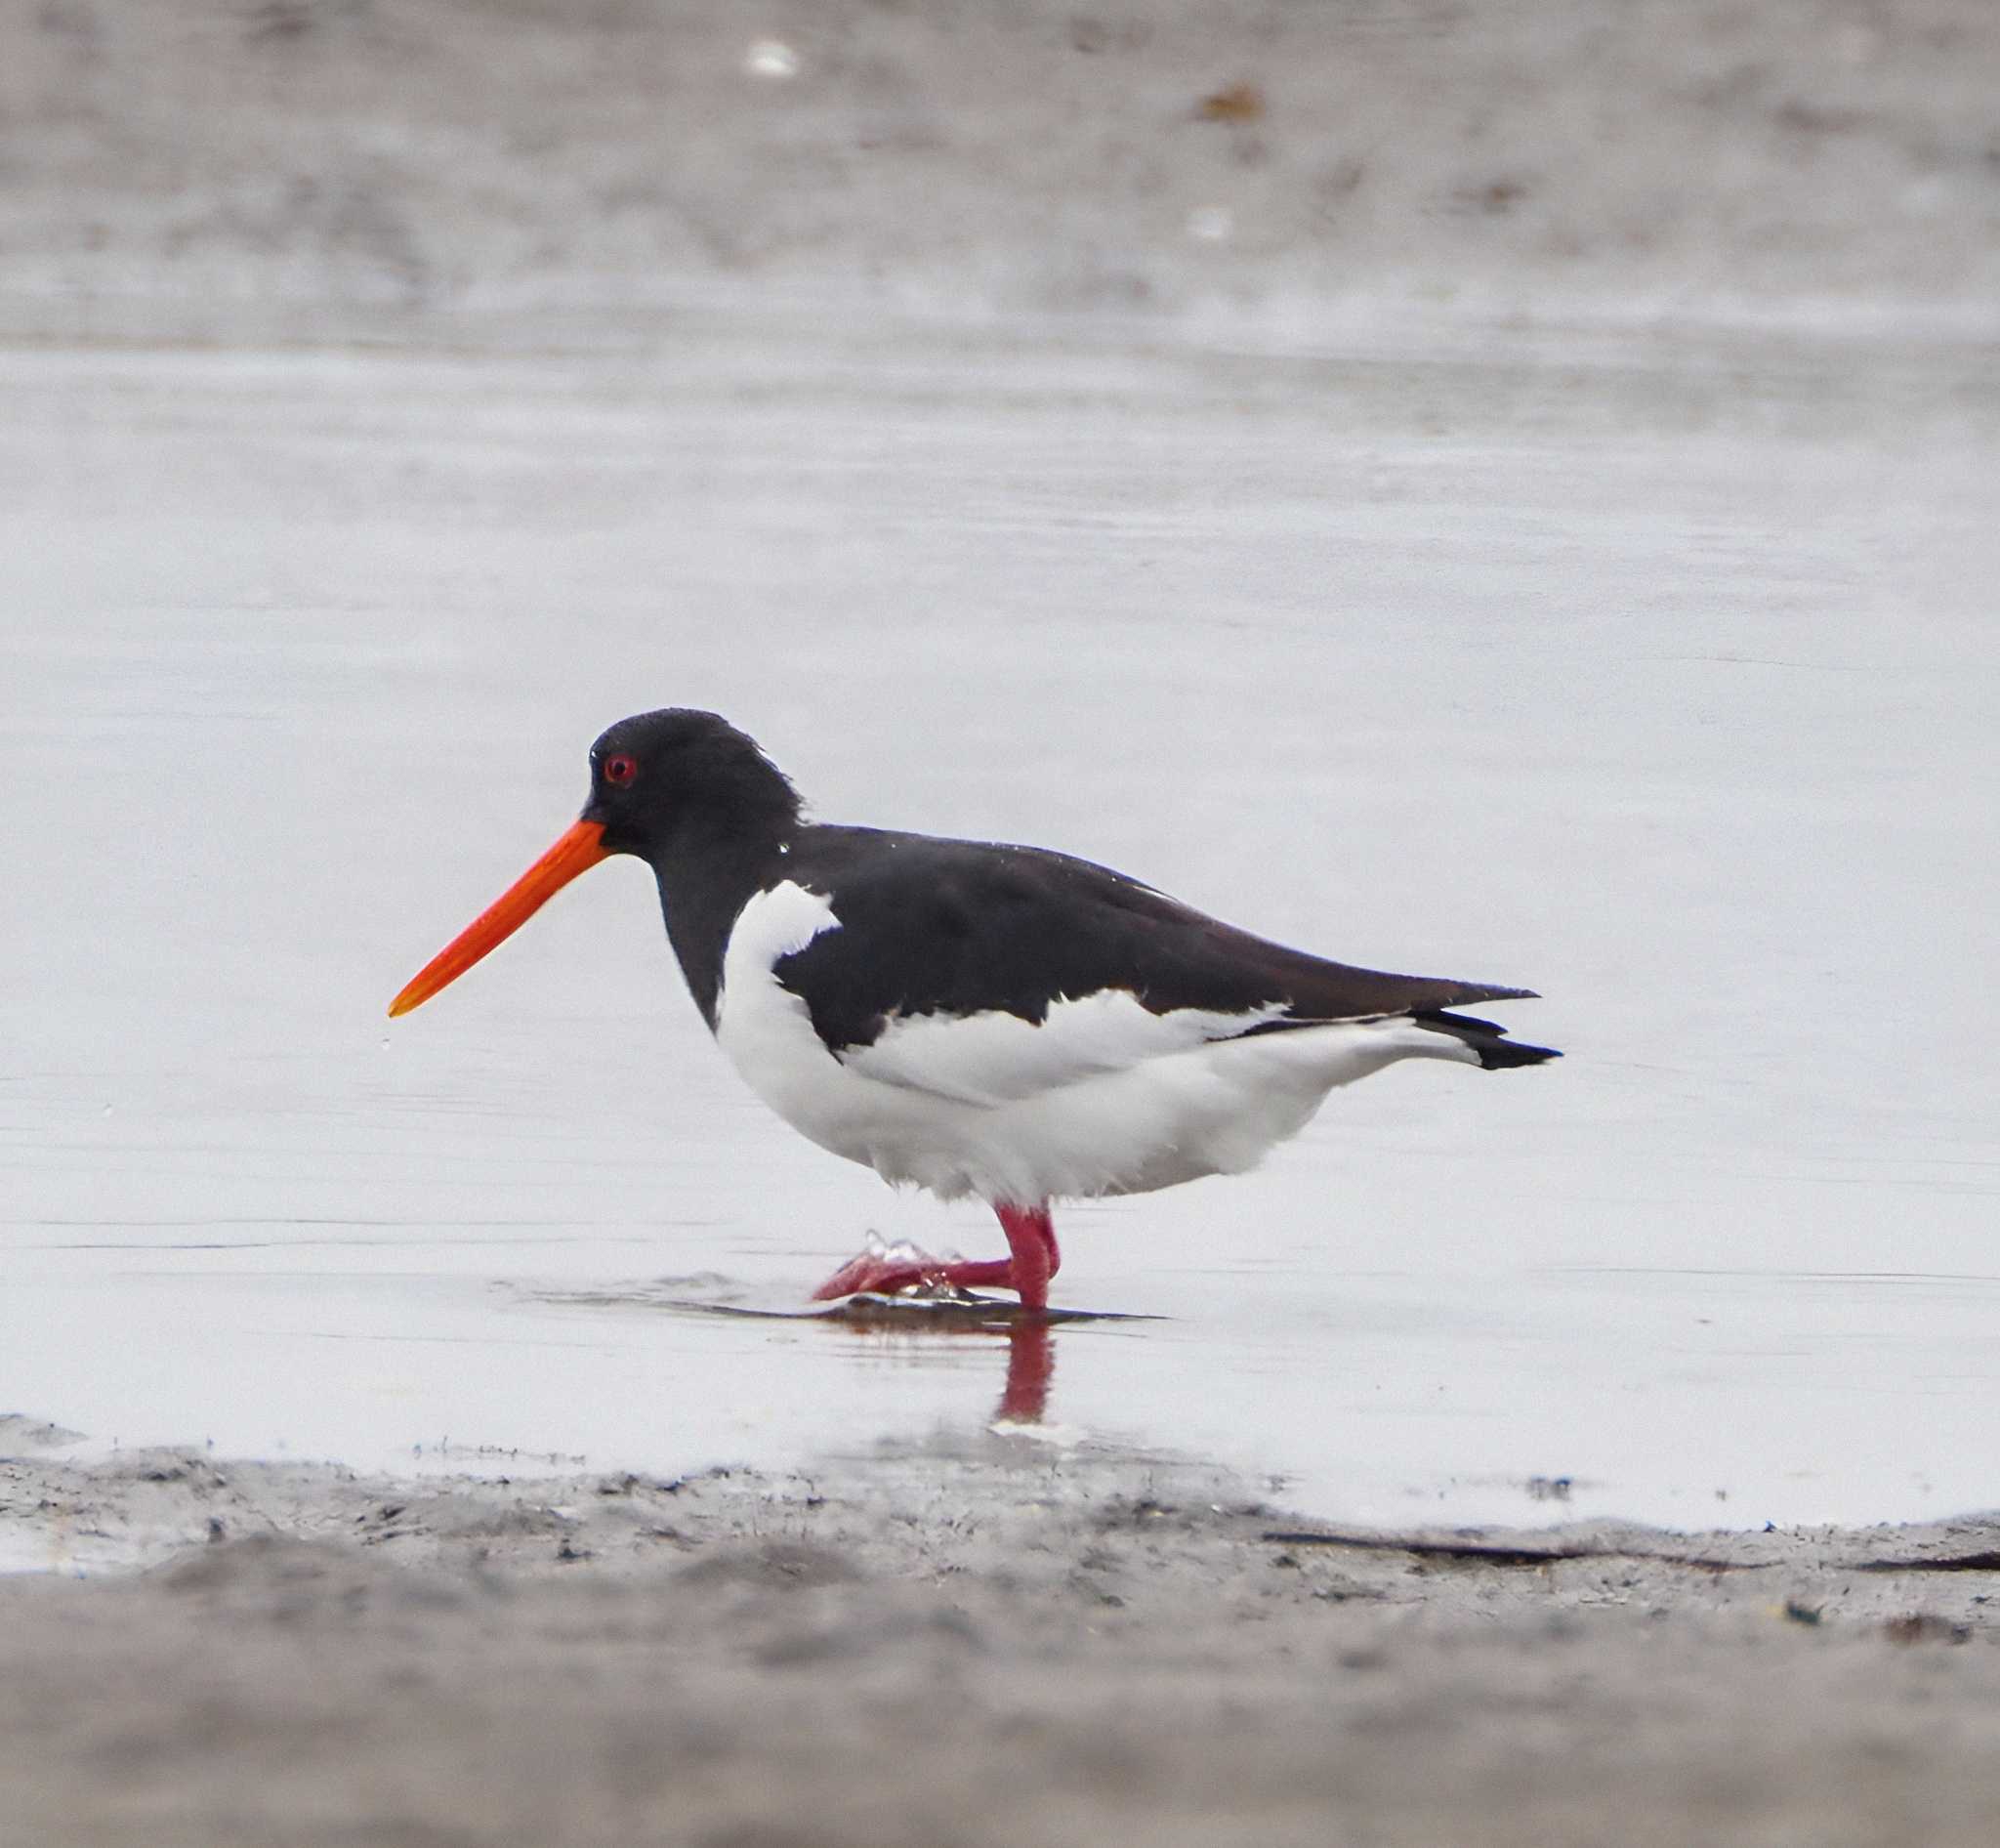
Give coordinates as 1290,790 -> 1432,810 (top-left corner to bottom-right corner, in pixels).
7,1418 -> 2000,1846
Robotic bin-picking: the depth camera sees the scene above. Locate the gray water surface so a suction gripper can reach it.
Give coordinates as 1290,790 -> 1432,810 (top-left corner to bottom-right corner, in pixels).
6,313 -> 1996,1527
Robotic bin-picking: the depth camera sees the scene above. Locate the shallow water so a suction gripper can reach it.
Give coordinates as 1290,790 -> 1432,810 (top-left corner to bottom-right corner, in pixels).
5,311 -> 1997,1528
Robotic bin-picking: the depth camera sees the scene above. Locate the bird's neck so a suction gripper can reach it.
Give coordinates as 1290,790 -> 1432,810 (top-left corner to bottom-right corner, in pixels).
646,822 -> 795,1029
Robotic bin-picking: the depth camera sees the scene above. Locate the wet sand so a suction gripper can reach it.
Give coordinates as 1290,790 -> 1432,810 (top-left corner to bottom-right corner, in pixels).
7,1412 -> 2000,1846
10,0 -> 1998,342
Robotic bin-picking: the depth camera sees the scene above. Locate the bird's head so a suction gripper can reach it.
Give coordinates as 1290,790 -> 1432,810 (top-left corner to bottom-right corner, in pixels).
581,708 -> 799,857
389,708 -> 798,1018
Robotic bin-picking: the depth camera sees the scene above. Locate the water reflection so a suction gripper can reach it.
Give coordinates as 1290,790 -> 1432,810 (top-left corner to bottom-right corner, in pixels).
819,1296 -> 1062,1425
578,1283 -> 1077,1430
997,1320 -> 1054,1424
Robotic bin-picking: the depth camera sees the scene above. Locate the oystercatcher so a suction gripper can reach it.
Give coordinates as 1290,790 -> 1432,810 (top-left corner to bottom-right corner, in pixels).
391,710 -> 1558,1310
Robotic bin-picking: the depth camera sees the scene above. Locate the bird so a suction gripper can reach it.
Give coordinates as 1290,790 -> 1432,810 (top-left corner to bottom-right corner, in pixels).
390,709 -> 1559,1312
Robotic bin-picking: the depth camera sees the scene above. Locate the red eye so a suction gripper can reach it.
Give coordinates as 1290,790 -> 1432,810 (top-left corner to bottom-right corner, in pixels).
603,753 -> 638,787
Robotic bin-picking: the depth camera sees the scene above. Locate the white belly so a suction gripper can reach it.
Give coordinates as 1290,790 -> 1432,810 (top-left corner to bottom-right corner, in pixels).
712,883 -> 1475,1205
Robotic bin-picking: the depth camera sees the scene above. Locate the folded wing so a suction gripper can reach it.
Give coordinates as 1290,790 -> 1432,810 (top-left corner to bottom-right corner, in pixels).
773,828 -> 1537,1107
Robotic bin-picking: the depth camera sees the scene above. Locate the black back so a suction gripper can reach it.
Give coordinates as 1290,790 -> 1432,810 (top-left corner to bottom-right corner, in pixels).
771,826 -> 1533,1056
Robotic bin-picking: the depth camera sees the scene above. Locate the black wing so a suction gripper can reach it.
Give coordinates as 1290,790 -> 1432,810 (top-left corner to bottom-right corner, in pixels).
775,825 -> 1535,1059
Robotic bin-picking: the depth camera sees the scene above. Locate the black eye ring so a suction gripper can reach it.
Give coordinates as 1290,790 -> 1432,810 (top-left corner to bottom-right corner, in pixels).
603,753 -> 639,787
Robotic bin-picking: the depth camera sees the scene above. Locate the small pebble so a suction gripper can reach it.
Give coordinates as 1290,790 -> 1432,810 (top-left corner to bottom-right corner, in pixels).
744,39 -> 798,80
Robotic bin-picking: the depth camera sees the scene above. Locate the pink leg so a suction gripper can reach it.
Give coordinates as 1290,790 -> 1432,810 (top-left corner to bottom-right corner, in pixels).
810,1202 -> 1061,1311
997,1202 -> 1060,1311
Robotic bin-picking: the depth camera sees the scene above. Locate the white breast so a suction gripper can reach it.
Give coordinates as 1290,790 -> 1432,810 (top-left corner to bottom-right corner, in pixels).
712,880 -> 845,1142
712,880 -> 1479,1204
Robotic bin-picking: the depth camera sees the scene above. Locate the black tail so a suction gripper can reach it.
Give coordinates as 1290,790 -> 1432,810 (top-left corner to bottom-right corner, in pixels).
1412,1008 -> 1562,1071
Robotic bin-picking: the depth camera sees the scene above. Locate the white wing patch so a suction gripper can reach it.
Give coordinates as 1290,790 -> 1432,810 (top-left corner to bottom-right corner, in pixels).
843,989 -> 1294,1108
722,880 -> 841,977
715,881 -> 841,1071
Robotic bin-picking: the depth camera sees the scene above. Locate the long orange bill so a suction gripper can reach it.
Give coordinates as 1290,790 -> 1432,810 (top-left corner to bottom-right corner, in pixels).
389,819 -> 608,1018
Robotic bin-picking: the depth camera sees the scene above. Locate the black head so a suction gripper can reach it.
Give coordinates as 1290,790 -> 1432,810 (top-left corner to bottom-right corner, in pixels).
388,709 -> 801,1019
582,709 -> 802,859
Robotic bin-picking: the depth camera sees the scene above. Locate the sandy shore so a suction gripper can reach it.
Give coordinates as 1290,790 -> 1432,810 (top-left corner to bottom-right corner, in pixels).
9,0 -> 1998,344
7,1415 -> 2000,1846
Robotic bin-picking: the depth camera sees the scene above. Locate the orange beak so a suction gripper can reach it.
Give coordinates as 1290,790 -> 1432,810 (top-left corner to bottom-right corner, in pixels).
389,819 -> 609,1018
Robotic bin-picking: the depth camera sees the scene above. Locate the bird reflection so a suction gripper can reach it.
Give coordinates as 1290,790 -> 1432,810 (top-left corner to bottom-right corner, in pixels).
994,1316 -> 1054,1423
825,1297 -> 1059,1426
